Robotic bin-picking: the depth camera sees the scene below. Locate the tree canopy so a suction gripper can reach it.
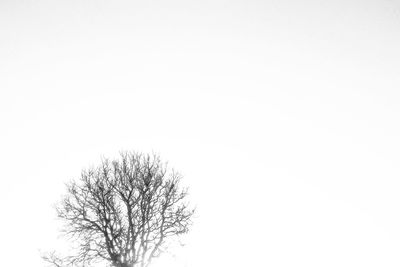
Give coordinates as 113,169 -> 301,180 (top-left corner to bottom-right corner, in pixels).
43,152 -> 194,267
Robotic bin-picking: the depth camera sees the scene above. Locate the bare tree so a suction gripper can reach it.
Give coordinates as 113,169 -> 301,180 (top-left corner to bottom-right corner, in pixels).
43,152 -> 194,267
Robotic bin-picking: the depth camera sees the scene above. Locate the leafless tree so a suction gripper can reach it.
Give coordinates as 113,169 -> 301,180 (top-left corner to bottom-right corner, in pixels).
43,152 -> 194,267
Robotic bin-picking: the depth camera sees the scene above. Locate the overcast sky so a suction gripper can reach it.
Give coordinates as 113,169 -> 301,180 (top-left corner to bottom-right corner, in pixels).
1,0 -> 400,266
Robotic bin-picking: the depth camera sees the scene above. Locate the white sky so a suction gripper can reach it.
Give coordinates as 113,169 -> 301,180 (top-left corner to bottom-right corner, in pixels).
1,0 -> 400,266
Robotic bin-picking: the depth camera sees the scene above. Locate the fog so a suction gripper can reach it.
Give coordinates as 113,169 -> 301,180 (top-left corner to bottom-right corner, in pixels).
1,0 -> 400,266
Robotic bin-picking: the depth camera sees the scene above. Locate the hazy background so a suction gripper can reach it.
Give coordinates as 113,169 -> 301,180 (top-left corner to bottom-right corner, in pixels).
1,0 -> 400,266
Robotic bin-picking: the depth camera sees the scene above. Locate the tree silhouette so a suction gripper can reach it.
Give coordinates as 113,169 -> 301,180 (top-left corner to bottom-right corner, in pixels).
43,152 -> 194,267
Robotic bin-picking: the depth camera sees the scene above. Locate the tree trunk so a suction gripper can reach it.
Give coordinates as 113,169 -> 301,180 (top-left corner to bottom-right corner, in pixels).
114,262 -> 131,267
